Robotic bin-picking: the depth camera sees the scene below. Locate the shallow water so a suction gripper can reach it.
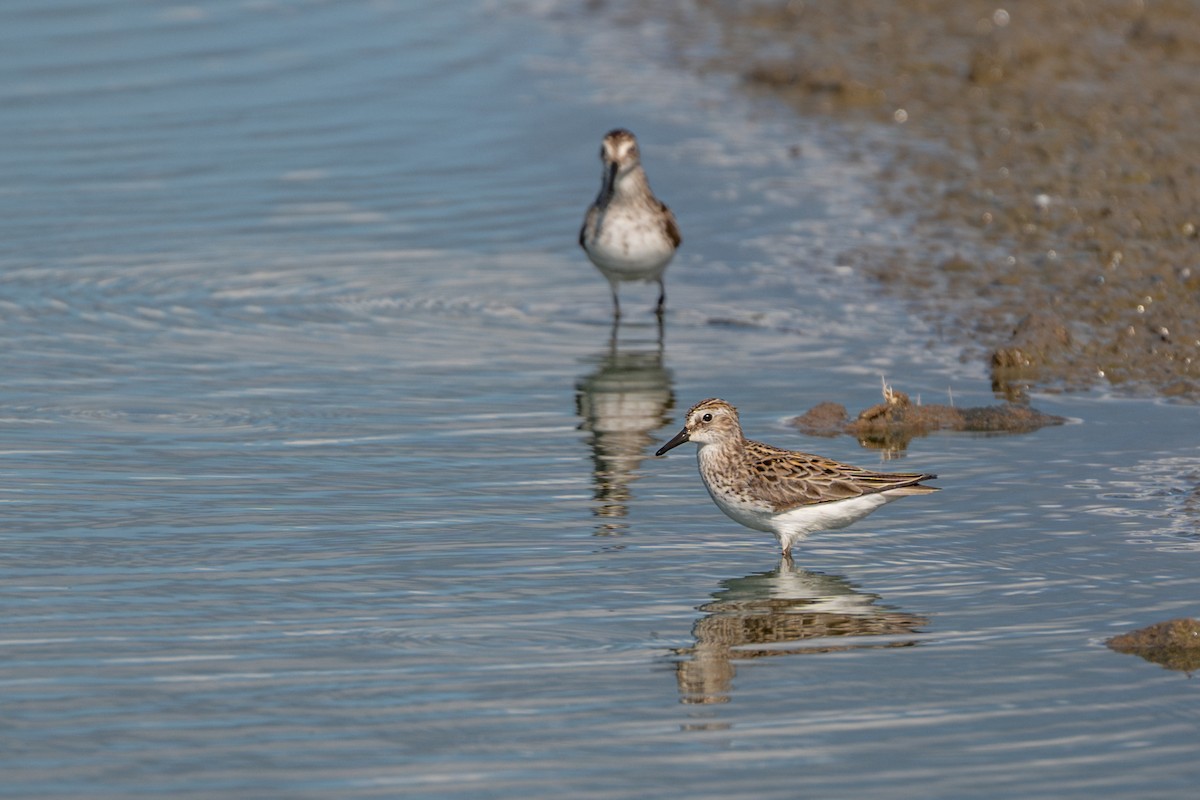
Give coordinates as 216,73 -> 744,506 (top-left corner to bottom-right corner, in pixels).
3,1 -> 1200,797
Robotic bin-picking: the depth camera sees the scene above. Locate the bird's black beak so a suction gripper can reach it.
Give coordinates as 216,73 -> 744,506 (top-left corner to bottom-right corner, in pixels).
600,160 -> 618,200
655,427 -> 689,456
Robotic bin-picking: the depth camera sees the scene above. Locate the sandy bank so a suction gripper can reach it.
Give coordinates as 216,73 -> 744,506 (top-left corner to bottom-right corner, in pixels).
670,0 -> 1200,398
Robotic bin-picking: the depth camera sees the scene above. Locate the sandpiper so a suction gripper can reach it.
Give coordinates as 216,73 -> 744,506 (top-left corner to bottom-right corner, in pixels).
656,398 -> 939,557
580,128 -> 681,317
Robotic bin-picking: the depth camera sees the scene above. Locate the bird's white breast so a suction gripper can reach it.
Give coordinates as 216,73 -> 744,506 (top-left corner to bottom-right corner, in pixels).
586,206 -> 675,279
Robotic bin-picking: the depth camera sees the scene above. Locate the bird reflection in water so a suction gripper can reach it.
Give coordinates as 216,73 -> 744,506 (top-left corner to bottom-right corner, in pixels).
671,560 -> 927,706
575,320 -> 674,535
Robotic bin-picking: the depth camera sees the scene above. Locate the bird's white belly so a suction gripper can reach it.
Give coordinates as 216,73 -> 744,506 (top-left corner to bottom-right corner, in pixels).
705,477 -> 893,537
706,487 -> 778,533
587,210 -> 674,280
769,493 -> 892,534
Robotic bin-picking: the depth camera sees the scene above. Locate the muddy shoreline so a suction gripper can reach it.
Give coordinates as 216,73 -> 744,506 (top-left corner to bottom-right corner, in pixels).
657,0 -> 1200,399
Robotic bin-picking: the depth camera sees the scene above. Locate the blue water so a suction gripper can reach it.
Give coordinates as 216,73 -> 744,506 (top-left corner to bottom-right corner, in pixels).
3,1 -> 1199,797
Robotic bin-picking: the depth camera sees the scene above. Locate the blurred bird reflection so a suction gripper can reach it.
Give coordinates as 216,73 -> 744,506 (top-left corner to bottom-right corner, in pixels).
672,560 -> 928,705
575,322 -> 674,534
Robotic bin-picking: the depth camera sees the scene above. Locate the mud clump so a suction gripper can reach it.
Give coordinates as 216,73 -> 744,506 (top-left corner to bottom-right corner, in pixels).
672,0 -> 1200,399
990,311 -> 1074,398
793,402 -> 852,437
792,386 -> 1065,452
1107,618 -> 1200,675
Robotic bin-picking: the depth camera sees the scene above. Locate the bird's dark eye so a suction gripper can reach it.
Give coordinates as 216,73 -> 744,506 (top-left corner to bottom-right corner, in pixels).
702,413 -> 712,422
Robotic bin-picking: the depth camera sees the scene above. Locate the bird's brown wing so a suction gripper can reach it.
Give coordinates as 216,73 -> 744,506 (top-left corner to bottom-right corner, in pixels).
660,201 -> 681,248
740,440 -> 934,512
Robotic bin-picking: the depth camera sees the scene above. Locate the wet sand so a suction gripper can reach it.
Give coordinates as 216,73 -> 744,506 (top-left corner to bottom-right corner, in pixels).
666,0 -> 1200,398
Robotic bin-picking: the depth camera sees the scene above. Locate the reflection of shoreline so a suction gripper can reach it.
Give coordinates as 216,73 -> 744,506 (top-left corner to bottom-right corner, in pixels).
574,322 -> 674,533
672,561 -> 927,705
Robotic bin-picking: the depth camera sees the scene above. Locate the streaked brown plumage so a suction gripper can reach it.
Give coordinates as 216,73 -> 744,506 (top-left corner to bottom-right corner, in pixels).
657,398 -> 939,556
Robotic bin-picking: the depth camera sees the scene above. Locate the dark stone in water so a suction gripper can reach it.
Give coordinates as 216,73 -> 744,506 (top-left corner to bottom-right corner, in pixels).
1107,618 -> 1200,674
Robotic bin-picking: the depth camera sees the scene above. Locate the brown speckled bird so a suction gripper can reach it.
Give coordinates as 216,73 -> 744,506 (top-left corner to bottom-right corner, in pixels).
580,128 -> 680,317
657,398 -> 939,557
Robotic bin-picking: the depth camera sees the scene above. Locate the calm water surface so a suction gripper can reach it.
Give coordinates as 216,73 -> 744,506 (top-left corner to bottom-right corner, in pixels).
3,1 -> 1199,797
